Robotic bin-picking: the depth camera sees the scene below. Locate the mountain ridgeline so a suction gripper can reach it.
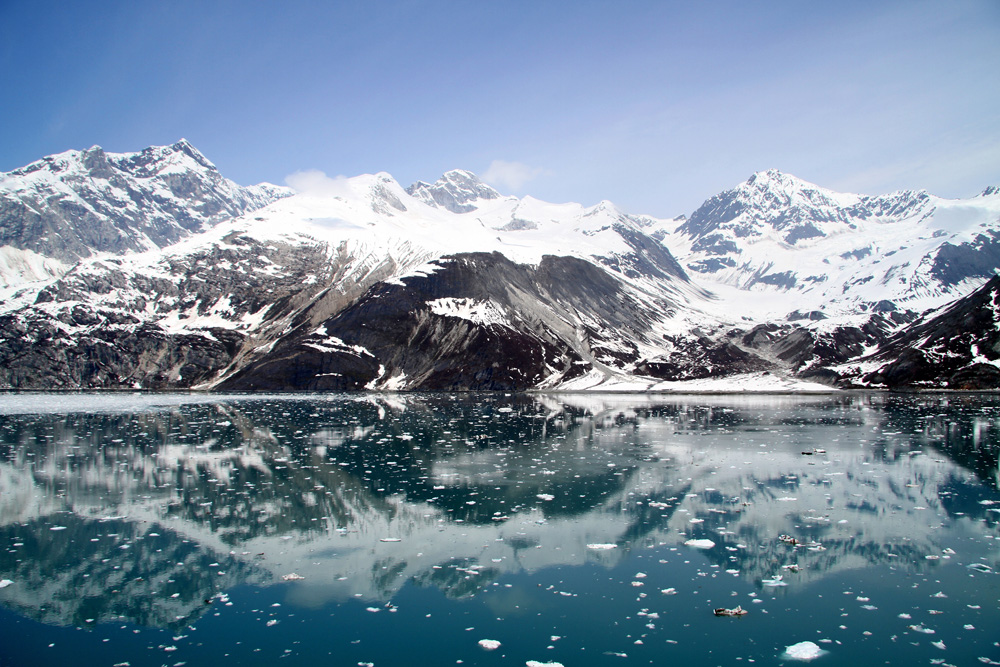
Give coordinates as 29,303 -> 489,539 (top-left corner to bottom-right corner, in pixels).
0,141 -> 998,391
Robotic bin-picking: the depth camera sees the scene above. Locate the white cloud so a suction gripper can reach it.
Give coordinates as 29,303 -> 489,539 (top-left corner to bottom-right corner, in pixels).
284,169 -> 352,198
481,160 -> 544,192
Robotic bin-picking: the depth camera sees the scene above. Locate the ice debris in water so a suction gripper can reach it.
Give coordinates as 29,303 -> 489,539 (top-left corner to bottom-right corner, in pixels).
0,580 -> 12,589
782,641 -> 825,661
526,662 -> 564,667
478,639 -> 501,650
684,539 -> 715,549
536,494 -> 555,501
714,605 -> 747,616
587,543 -> 617,550
281,573 -> 306,581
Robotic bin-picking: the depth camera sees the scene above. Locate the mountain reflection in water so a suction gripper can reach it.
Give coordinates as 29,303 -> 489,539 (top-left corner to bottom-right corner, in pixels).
0,392 -> 997,661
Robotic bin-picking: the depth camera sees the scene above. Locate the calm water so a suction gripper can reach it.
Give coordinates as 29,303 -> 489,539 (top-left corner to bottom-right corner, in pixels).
0,392 -> 997,666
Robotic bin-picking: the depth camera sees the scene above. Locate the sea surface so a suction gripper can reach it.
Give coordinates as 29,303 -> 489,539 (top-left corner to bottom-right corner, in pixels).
0,391 -> 997,666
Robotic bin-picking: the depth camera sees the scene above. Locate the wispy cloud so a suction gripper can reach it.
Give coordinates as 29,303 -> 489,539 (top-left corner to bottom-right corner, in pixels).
284,169 -> 352,197
481,160 -> 545,193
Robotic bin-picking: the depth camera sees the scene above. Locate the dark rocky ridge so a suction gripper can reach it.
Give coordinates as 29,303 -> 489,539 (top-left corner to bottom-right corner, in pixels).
844,275 -> 1000,389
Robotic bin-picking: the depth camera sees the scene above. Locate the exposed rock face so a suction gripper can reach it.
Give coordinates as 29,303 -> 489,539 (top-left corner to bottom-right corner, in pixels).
218,252 -> 667,391
842,276 -> 1000,389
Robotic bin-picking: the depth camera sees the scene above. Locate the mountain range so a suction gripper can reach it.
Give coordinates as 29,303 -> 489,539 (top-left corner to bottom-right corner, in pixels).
0,140 -> 997,391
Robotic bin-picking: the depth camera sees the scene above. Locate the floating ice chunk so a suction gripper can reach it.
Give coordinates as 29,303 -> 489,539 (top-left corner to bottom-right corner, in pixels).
661,588 -> 677,595
526,661 -> 564,667
536,494 -> 555,501
587,543 -> 617,550
380,537 -> 402,542
478,639 -> 501,650
714,605 -> 747,616
908,624 -> 935,634
782,641 -> 825,661
0,580 -> 12,589
49,526 -> 67,531
684,539 -> 715,549
932,640 -> 946,649
281,573 -> 306,581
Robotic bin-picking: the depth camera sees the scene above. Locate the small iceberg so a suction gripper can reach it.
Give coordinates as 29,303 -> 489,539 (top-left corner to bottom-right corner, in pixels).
281,573 -> 306,581
0,579 -> 12,589
587,543 -> 617,550
478,639 -> 501,650
782,640 -> 825,661
684,539 -> 716,549
714,605 -> 747,616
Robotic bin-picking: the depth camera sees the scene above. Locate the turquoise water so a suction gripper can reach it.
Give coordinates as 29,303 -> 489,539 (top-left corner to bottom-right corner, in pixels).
0,392 -> 997,666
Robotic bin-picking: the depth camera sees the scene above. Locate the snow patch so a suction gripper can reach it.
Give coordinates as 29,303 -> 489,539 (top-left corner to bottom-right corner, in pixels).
428,297 -> 510,327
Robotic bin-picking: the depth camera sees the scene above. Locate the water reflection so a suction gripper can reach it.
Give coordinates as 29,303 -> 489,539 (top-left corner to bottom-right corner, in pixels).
0,392 -> 997,633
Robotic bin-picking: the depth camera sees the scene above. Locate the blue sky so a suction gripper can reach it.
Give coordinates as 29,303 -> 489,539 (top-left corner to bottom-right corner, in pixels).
1,0 -> 998,216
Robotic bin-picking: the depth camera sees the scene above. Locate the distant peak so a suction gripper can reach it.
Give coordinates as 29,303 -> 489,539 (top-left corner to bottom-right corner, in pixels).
406,169 -> 500,213
981,185 -> 1000,197
744,169 -> 808,189
441,168 -> 479,181
166,138 -> 206,159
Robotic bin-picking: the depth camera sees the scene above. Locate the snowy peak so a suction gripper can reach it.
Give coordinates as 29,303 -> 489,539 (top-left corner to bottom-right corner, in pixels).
0,140 -> 291,277
670,167 -> 1000,316
406,169 -> 501,213
679,170 -> 864,245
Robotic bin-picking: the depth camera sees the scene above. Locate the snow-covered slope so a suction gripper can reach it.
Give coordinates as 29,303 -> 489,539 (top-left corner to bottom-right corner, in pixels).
667,169 -> 1000,319
0,139 -> 290,285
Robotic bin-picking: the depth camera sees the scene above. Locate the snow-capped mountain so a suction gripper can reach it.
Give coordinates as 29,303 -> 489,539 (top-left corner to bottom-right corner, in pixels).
0,141 -> 997,391
0,139 -> 290,285
665,169 -> 1000,317
405,169 -> 502,213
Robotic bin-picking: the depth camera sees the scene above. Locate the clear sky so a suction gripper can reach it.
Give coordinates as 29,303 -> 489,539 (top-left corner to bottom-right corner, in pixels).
1,0 -> 998,217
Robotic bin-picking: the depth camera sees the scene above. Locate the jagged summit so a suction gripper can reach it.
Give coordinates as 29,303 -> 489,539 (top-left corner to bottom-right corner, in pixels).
0,140 -> 291,273
406,169 -> 501,213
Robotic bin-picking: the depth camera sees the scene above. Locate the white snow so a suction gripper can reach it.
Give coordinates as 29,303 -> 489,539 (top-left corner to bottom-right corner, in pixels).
428,298 -> 510,327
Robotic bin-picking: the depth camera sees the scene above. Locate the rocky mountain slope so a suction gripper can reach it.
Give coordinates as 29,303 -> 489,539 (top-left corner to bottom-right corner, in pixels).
0,141 -> 997,391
